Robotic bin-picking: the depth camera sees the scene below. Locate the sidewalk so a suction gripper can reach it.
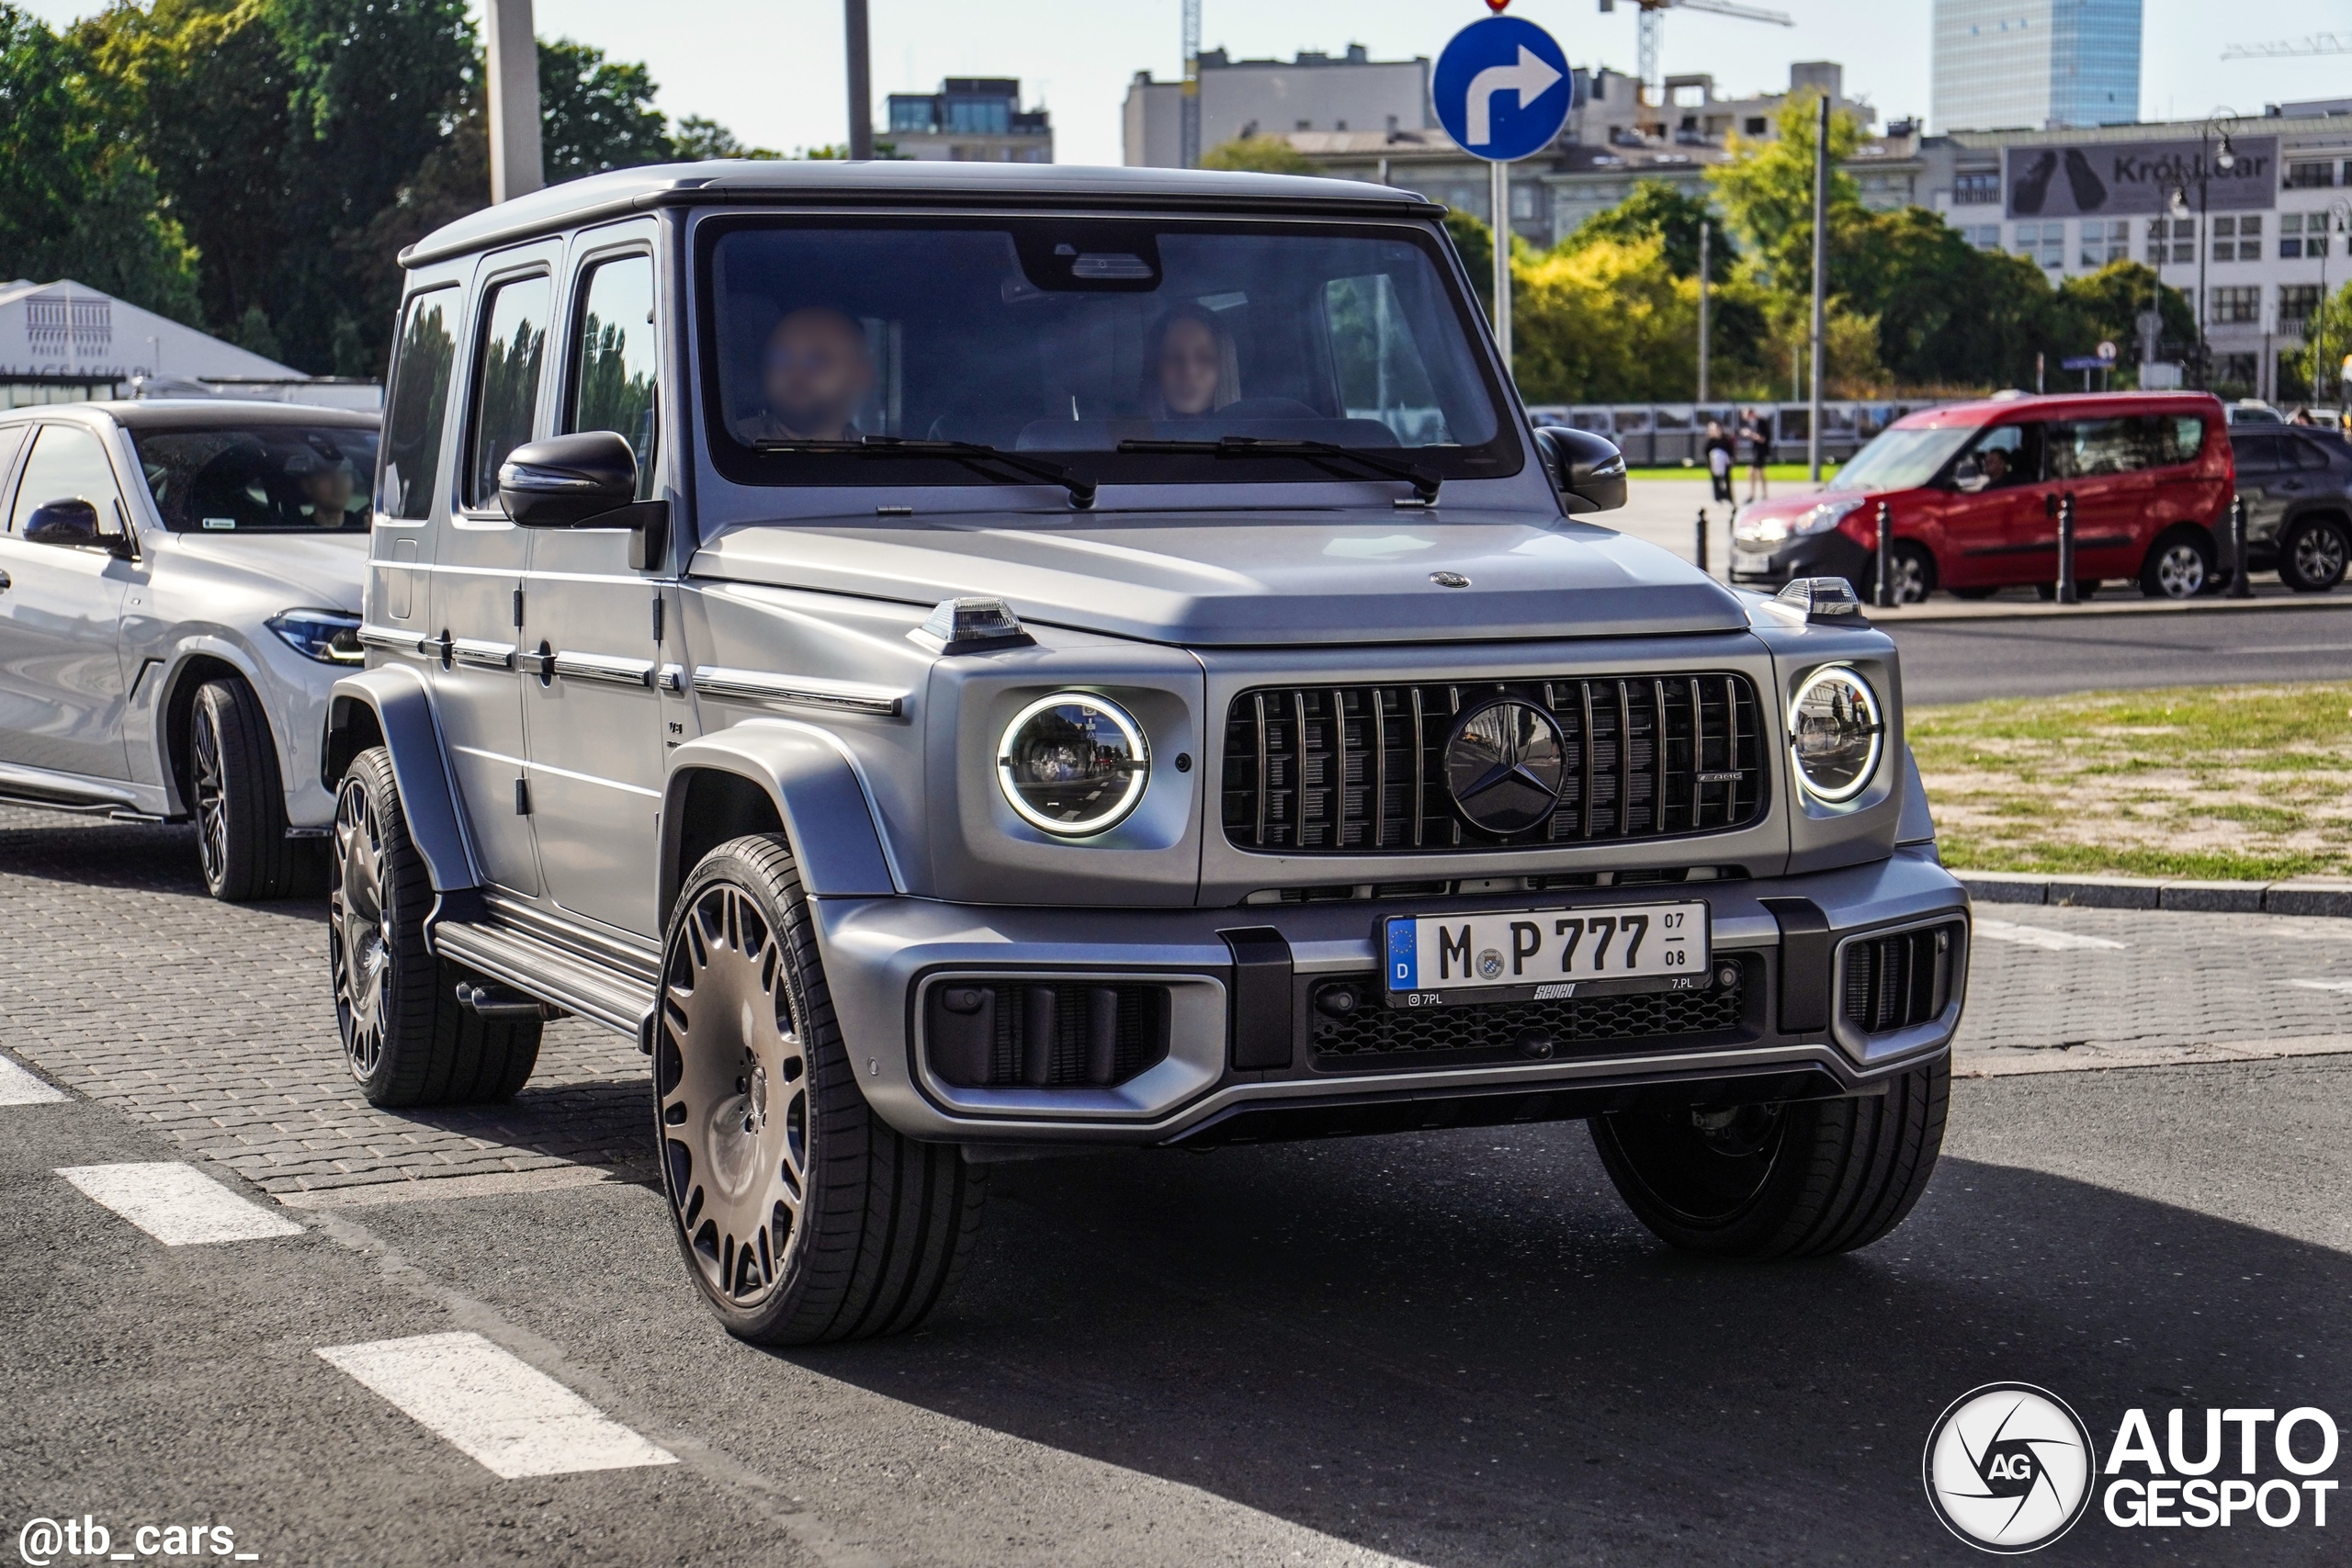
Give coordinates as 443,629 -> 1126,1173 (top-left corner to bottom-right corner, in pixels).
1608,478 -> 2352,625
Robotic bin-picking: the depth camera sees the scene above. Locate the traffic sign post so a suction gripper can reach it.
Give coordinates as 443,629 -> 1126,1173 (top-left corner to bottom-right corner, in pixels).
1432,12 -> 1574,377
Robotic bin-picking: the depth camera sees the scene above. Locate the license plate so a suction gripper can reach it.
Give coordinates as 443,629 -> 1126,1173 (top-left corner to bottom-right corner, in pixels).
1383,901 -> 1712,1008
1731,549 -> 1776,574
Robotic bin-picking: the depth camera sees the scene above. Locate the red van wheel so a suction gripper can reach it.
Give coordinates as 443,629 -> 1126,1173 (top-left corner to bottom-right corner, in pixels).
2139,529 -> 2214,599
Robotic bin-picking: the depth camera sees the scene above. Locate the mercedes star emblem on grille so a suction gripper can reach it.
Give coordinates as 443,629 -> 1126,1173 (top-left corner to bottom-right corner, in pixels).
1444,699 -> 1568,833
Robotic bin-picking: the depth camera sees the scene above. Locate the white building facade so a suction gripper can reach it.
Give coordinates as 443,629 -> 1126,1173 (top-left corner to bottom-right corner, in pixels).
1124,45 -> 1431,167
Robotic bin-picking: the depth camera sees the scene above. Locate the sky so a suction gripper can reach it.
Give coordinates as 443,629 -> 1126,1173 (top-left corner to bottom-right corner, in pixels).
17,1 -> 2351,165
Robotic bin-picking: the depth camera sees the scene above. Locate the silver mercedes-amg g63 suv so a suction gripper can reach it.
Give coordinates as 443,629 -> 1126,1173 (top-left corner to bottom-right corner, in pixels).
327,162 -> 1968,1345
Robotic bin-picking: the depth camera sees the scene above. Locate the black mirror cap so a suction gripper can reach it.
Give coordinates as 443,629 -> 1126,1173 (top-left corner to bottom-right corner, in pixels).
499,432 -> 639,526
22,498 -> 102,547
1532,425 -> 1629,513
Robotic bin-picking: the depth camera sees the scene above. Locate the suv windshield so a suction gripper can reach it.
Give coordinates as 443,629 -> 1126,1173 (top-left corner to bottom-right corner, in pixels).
130,424 -> 379,533
700,217 -> 1513,490
1831,423 -> 1978,493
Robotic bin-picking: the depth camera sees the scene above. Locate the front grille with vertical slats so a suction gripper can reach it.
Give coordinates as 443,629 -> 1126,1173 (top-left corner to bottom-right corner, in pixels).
1839,922 -> 1962,1035
1222,673 -> 1768,853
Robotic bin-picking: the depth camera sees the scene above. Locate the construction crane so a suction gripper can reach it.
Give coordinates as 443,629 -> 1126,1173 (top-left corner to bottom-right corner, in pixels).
1181,0 -> 1203,168
1600,0 -> 1796,113
2222,33 -> 2352,61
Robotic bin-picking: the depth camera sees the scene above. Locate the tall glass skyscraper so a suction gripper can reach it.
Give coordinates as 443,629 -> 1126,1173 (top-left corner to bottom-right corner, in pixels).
1933,0 -> 2143,132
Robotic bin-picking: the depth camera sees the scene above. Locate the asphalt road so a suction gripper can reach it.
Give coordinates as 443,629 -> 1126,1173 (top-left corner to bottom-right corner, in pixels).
1890,604 -> 2352,704
5,810 -> 2352,1564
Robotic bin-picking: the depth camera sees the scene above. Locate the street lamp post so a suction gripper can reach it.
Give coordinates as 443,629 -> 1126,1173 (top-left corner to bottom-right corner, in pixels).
1807,92 -> 1828,482
2319,199 -> 2352,406
2182,110 -> 2241,393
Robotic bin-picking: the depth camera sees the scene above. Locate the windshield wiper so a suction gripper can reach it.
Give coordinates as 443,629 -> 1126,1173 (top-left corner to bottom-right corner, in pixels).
1116,435 -> 1440,504
752,436 -> 1095,508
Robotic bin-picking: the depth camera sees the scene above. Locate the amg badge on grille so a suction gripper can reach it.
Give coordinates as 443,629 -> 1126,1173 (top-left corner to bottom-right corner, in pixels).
1444,700 -> 1567,833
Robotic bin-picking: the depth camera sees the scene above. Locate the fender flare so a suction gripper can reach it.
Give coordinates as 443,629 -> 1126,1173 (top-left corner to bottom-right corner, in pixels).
139,637 -> 275,818
1894,743 -> 1936,849
327,666 -> 480,891
661,719 -> 899,920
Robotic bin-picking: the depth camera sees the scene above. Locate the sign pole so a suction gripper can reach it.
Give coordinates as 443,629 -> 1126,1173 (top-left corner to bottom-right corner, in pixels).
844,0 -> 874,159
1697,220 -> 1712,403
484,0 -> 543,204
1807,92 -> 1827,483
1491,159 -> 1513,373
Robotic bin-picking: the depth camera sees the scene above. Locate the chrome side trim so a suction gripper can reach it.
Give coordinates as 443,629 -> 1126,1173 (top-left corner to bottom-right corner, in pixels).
357,624 -> 424,654
692,665 -> 907,717
554,650 -> 656,687
451,637 -> 517,670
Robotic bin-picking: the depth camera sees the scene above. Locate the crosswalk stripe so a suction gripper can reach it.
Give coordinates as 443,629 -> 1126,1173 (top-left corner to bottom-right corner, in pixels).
57,1162 -> 304,1245
0,1053 -> 68,1105
315,1332 -> 678,1480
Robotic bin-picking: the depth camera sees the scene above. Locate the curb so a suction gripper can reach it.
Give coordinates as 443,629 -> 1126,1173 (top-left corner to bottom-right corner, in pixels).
1954,869 -> 2352,918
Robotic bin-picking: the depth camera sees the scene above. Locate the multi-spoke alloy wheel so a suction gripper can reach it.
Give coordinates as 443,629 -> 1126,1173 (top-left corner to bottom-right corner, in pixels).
191,699 -> 230,890
186,677 -> 298,900
2140,532 -> 2213,600
2284,520 -> 2349,592
656,882 -> 810,1309
653,833 -> 986,1345
330,771 -> 390,1080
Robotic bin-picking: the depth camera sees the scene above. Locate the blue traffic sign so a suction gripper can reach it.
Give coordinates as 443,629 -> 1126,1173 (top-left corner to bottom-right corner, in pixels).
1432,15 -> 1574,164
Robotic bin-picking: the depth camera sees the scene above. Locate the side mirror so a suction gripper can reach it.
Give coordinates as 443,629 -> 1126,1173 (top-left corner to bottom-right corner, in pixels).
498,433 -> 639,527
1532,425 -> 1628,513
1949,457 -> 1988,493
22,498 -> 110,550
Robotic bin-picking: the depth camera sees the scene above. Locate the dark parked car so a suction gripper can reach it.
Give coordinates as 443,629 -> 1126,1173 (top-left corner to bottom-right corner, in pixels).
2231,426 -> 2352,592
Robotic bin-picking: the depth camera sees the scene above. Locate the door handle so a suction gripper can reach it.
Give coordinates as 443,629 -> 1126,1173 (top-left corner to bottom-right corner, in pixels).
0,568 -> 11,592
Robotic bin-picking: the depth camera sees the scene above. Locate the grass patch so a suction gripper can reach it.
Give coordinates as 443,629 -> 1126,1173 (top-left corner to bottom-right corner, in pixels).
1912,683 -> 2352,881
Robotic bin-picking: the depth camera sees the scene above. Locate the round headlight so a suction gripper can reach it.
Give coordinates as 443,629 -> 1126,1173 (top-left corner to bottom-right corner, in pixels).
1788,665 -> 1883,802
997,693 -> 1151,836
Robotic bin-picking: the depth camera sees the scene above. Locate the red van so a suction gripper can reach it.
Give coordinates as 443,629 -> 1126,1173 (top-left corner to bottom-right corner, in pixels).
1728,392 -> 2233,602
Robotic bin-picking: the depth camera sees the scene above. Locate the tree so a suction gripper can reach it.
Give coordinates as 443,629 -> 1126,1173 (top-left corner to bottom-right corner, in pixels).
538,37 -> 670,183
672,115 -> 778,161
1707,92 -> 1864,291
0,5 -> 202,325
1512,236 -> 1698,404
1563,178 -> 1732,281
1199,134 -> 1316,175
2054,261 -> 2194,380
1445,209 -> 1495,312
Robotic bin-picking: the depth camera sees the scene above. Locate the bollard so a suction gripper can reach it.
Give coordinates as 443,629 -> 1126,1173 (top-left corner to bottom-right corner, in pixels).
1873,500 -> 1893,609
1694,508 -> 1709,576
2055,491 -> 2077,604
2228,493 -> 2254,599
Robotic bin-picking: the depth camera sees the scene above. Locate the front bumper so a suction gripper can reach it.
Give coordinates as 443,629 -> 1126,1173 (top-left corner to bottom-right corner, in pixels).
1727,529 -> 1870,590
813,846 -> 1969,1147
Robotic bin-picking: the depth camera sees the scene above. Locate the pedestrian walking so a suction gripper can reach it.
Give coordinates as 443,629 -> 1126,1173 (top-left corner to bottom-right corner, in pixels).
1740,408 -> 1773,501
1703,419 -> 1736,506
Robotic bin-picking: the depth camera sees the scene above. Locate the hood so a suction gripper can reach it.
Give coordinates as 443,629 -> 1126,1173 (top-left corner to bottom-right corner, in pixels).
158,530 -> 367,612
692,509 -> 1750,645
1736,488 -> 1864,525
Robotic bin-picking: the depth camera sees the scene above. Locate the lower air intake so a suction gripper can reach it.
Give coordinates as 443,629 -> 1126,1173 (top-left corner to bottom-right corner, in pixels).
925,981 -> 1170,1089
1839,923 -> 1961,1035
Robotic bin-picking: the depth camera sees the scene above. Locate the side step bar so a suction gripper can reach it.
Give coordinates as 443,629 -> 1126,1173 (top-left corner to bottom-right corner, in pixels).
432,919 -> 656,1038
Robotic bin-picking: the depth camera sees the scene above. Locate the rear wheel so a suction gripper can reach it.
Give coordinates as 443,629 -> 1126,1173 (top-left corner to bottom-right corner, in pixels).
330,747 -> 540,1107
2139,529 -> 2214,599
1590,1056 -> 1949,1258
189,678 -> 302,901
2280,518 -> 2349,592
654,833 -> 985,1345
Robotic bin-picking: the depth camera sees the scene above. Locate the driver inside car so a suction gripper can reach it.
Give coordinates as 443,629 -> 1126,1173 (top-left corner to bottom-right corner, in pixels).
1142,304 -> 1240,420
736,307 -> 876,442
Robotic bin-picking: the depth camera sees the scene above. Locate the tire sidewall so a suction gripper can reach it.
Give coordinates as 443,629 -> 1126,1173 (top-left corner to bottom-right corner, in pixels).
1590,1099 -> 1820,1255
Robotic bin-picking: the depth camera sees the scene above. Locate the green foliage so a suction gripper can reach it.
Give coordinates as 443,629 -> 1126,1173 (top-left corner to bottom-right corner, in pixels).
1512,236 -> 1697,403
1444,209 -> 1494,311
1199,135 -> 1318,175
1562,178 -> 1732,281
538,37 -> 670,183
0,4 -> 203,326
1707,92 -> 1863,289
672,115 -> 779,162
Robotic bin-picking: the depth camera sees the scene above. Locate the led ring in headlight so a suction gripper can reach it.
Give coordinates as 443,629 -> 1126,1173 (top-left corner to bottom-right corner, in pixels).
1788,665 -> 1883,802
997,693 -> 1151,836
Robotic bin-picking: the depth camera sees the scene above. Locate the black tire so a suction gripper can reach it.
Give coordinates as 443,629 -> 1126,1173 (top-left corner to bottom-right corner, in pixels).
653,833 -> 985,1345
1590,1055 -> 1949,1258
2139,528 -> 2214,599
330,748 -> 541,1107
189,677 -> 301,901
2279,517 -> 2349,592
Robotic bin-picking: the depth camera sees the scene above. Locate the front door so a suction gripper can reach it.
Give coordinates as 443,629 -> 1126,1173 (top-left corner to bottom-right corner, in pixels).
1943,422 -> 2052,587
521,243 -> 670,937
0,423 -> 137,781
434,257 -> 560,899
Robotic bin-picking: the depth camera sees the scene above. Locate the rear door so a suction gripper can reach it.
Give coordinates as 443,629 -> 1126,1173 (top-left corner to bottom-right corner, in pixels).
2229,433 -> 2288,546
0,423 -> 137,780
435,248 -> 562,899
521,232 -> 671,937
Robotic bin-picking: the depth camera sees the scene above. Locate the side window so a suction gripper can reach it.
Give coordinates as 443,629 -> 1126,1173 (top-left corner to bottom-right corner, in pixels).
2232,434 -> 2282,472
9,425 -> 125,536
2160,416 -> 2207,467
2048,418 -> 2148,479
0,425 -> 28,508
565,254 -> 660,500
379,288 -> 459,520
1954,423 -> 2037,491
462,273 -> 552,511
2291,436 -> 2335,472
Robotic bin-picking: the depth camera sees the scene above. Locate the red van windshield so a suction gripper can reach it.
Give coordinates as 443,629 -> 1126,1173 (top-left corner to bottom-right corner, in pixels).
1831,423 -> 1977,492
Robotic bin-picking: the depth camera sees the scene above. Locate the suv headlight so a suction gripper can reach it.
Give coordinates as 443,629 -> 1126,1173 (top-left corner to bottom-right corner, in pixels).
1788,665 -> 1883,802
266,609 -> 364,665
997,693 -> 1150,836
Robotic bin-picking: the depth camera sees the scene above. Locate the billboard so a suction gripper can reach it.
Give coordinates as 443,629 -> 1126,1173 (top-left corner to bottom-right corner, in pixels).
2003,137 -> 2278,220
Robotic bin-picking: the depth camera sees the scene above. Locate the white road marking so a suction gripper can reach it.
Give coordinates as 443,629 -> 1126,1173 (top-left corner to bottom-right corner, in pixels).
2290,978 -> 2352,993
316,1332 -> 678,1479
0,1053 -> 68,1105
57,1162 -> 304,1246
1973,917 -> 2130,952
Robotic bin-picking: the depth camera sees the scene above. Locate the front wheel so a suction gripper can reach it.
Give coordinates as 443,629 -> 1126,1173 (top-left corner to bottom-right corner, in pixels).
654,833 -> 984,1344
2280,518 -> 2349,592
1884,541 -> 1936,604
2139,530 -> 2214,599
189,677 -> 303,901
1590,1055 -> 1949,1258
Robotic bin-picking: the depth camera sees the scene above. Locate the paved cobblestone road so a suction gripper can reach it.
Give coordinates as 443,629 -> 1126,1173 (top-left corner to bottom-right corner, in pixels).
7,806 -> 2352,1198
